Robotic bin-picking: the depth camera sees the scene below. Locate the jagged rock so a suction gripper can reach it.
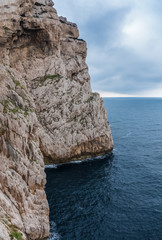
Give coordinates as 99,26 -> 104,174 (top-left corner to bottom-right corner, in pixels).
0,0 -> 113,239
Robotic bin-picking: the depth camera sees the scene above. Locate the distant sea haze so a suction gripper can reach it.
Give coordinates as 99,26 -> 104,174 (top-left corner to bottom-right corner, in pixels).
46,98 -> 162,240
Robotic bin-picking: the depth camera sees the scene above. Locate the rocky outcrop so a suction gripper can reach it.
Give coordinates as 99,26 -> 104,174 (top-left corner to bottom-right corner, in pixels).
0,0 -> 113,239
0,67 -> 50,240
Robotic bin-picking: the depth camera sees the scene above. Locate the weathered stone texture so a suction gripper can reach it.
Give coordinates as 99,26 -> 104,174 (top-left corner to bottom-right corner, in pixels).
0,0 -> 113,239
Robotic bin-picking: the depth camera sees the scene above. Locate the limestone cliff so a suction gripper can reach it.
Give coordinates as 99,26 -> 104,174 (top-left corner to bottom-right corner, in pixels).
0,0 -> 113,239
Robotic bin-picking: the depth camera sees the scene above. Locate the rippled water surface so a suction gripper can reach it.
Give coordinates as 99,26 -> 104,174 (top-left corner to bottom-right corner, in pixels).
45,98 -> 162,240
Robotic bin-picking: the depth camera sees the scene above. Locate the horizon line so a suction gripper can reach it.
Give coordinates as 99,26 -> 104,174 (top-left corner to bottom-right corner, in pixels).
102,96 -> 162,98
95,90 -> 162,98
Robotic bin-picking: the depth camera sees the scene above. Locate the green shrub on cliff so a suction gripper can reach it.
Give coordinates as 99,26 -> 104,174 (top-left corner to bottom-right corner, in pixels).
10,230 -> 22,240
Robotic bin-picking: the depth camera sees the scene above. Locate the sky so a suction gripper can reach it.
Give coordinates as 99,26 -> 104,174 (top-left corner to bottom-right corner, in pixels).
54,0 -> 162,97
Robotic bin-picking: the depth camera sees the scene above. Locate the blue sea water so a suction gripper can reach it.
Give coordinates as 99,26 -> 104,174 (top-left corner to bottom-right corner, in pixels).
45,98 -> 162,240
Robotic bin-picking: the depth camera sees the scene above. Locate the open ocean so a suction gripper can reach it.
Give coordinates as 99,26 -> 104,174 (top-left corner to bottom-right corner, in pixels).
45,98 -> 162,240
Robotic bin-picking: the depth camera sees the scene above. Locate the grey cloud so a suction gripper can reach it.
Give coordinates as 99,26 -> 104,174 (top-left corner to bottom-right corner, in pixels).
54,0 -> 162,97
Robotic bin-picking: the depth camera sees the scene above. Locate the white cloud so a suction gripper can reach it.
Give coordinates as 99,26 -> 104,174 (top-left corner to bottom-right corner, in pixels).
122,13 -> 152,50
54,0 -> 134,23
54,0 -> 162,96
98,91 -> 136,98
121,2 -> 162,65
136,83 -> 162,97
99,88 -> 162,98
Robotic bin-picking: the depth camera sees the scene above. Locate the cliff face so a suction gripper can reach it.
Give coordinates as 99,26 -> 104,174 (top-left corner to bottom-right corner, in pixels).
0,0 -> 113,239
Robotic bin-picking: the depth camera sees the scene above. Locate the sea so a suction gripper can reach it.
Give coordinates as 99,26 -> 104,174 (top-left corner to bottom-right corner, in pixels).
45,98 -> 162,240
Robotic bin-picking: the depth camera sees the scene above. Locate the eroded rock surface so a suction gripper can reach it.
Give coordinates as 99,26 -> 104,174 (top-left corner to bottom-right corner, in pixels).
0,0 -> 113,239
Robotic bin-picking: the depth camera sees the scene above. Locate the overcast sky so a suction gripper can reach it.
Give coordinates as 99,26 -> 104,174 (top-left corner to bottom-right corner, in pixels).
54,0 -> 162,97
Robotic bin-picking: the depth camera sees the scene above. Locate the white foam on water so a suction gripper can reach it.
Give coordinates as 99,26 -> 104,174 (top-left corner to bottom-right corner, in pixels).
70,160 -> 83,164
120,132 -> 132,139
45,164 -> 58,169
45,153 -> 113,169
69,153 -> 112,164
48,221 -> 61,240
113,148 -> 117,152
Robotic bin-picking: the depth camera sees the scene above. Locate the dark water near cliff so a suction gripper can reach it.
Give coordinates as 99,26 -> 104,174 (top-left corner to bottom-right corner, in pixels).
45,98 -> 162,240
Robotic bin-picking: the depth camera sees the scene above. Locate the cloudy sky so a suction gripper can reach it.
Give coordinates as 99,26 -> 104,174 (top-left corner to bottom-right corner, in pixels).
54,0 -> 162,97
